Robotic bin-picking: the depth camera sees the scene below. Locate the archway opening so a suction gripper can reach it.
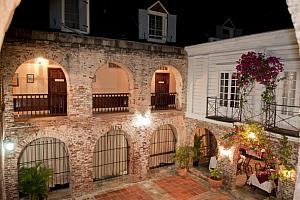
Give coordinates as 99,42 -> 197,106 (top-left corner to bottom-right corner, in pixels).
150,65 -> 182,110
92,62 -> 132,113
13,58 -> 67,118
149,124 -> 177,172
93,129 -> 129,183
18,137 -> 70,198
192,128 -> 217,168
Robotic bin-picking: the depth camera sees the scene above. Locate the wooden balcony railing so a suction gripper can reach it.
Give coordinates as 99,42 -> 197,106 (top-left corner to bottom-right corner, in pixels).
92,93 -> 129,113
13,94 -> 67,117
265,103 -> 300,137
206,97 -> 241,123
151,93 -> 177,110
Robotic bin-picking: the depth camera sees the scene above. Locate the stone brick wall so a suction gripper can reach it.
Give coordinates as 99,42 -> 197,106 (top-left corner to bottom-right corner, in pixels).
0,29 -> 187,199
270,138 -> 299,200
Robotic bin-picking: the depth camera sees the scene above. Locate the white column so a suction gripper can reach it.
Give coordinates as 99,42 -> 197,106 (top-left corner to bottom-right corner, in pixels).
0,0 -> 22,50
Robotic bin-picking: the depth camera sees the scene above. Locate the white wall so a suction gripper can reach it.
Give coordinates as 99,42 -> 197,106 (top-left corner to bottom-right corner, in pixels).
185,29 -> 300,128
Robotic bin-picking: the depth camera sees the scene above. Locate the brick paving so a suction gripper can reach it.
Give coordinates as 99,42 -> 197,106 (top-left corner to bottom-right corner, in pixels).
91,175 -> 234,200
154,176 -> 209,200
94,185 -> 153,200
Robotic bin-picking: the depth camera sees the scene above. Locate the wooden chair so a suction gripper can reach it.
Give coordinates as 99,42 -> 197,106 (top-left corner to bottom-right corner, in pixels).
244,165 -> 253,185
243,156 -> 251,169
254,162 -> 262,173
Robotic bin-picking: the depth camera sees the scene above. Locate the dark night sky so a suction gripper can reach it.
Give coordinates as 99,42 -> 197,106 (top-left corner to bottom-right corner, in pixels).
10,0 -> 293,46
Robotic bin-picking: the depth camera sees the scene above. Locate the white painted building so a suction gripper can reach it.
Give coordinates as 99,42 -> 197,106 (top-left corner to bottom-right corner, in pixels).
185,29 -> 300,136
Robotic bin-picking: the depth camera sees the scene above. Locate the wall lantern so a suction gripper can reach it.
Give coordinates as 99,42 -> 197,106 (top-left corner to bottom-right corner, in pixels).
248,131 -> 256,139
3,137 -> 15,151
133,111 -> 152,127
220,146 -> 232,157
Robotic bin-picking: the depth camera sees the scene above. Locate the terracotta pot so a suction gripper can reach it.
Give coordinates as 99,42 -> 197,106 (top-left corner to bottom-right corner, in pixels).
208,177 -> 223,188
177,168 -> 188,176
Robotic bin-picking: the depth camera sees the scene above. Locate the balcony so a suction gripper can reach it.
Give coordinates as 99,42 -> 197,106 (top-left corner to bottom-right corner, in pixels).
13,94 -> 67,117
92,93 -> 129,113
151,93 -> 177,110
206,97 -> 241,123
265,103 -> 300,137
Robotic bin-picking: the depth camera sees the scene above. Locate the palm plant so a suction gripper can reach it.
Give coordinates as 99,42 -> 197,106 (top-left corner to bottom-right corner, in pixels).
19,163 -> 53,200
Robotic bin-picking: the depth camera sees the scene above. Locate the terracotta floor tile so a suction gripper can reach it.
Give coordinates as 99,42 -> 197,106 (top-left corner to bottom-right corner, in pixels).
154,176 -> 209,200
94,185 -> 153,200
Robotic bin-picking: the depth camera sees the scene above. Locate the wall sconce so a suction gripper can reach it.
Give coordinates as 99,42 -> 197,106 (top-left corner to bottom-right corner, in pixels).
282,168 -> 293,179
220,146 -> 232,158
248,131 -> 256,139
35,57 -> 49,66
133,111 -> 151,127
3,137 -> 15,151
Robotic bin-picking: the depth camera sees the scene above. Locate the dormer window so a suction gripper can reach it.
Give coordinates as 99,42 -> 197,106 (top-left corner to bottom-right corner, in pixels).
149,14 -> 163,40
139,1 -> 176,43
50,0 -> 90,34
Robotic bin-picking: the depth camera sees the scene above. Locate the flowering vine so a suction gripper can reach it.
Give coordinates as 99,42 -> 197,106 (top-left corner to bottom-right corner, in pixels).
220,123 -> 269,151
236,51 -> 284,106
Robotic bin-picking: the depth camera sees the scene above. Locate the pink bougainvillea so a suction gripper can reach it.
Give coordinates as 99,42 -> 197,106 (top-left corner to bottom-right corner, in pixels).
236,51 -> 284,104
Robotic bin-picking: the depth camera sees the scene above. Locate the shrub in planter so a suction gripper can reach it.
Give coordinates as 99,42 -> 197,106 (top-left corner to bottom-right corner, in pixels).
19,163 -> 53,200
208,168 -> 223,188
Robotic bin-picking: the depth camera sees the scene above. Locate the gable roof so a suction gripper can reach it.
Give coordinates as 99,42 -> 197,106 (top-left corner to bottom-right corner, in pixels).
148,1 -> 169,14
222,18 -> 235,28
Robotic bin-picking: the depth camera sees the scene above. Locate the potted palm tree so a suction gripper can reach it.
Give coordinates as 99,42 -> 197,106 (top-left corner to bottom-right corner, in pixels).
19,163 -> 53,200
208,167 -> 223,188
173,145 -> 191,176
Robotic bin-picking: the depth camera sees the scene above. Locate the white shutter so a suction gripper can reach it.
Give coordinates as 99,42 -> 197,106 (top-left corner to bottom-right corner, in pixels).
234,28 -> 242,37
216,25 -> 223,38
138,9 -> 148,40
167,14 -> 176,42
79,0 -> 89,33
49,0 -> 62,29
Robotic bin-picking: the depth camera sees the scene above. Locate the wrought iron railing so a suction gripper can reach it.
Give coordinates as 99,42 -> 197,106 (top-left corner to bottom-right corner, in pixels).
151,92 -> 177,110
92,93 -> 129,113
265,103 -> 300,137
206,97 -> 241,123
13,94 -> 67,117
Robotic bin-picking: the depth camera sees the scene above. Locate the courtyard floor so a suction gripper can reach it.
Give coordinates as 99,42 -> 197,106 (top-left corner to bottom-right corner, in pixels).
50,165 -> 270,200
93,175 -> 233,200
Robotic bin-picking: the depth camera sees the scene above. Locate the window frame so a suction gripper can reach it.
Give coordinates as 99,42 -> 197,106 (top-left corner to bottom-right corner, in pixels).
147,10 -> 167,43
218,71 -> 240,108
281,71 -> 297,115
61,0 -> 90,34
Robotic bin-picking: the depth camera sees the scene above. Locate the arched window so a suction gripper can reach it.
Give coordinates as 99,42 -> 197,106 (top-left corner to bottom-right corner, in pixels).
149,124 -> 176,170
18,137 -> 70,194
93,130 -> 129,182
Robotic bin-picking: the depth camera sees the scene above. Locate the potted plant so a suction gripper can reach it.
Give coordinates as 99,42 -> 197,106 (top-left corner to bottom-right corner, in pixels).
192,135 -> 202,166
19,163 -> 53,200
172,145 -> 191,176
208,167 -> 223,188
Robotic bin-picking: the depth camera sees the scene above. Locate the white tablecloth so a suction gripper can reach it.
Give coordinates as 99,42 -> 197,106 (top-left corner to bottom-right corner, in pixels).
209,156 -> 217,170
247,174 -> 273,193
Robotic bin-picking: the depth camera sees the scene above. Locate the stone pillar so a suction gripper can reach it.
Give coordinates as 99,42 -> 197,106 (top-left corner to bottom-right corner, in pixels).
69,142 -> 93,197
292,145 -> 300,199
4,152 -> 19,200
67,53 -> 93,118
278,178 -> 296,200
217,145 -> 239,190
